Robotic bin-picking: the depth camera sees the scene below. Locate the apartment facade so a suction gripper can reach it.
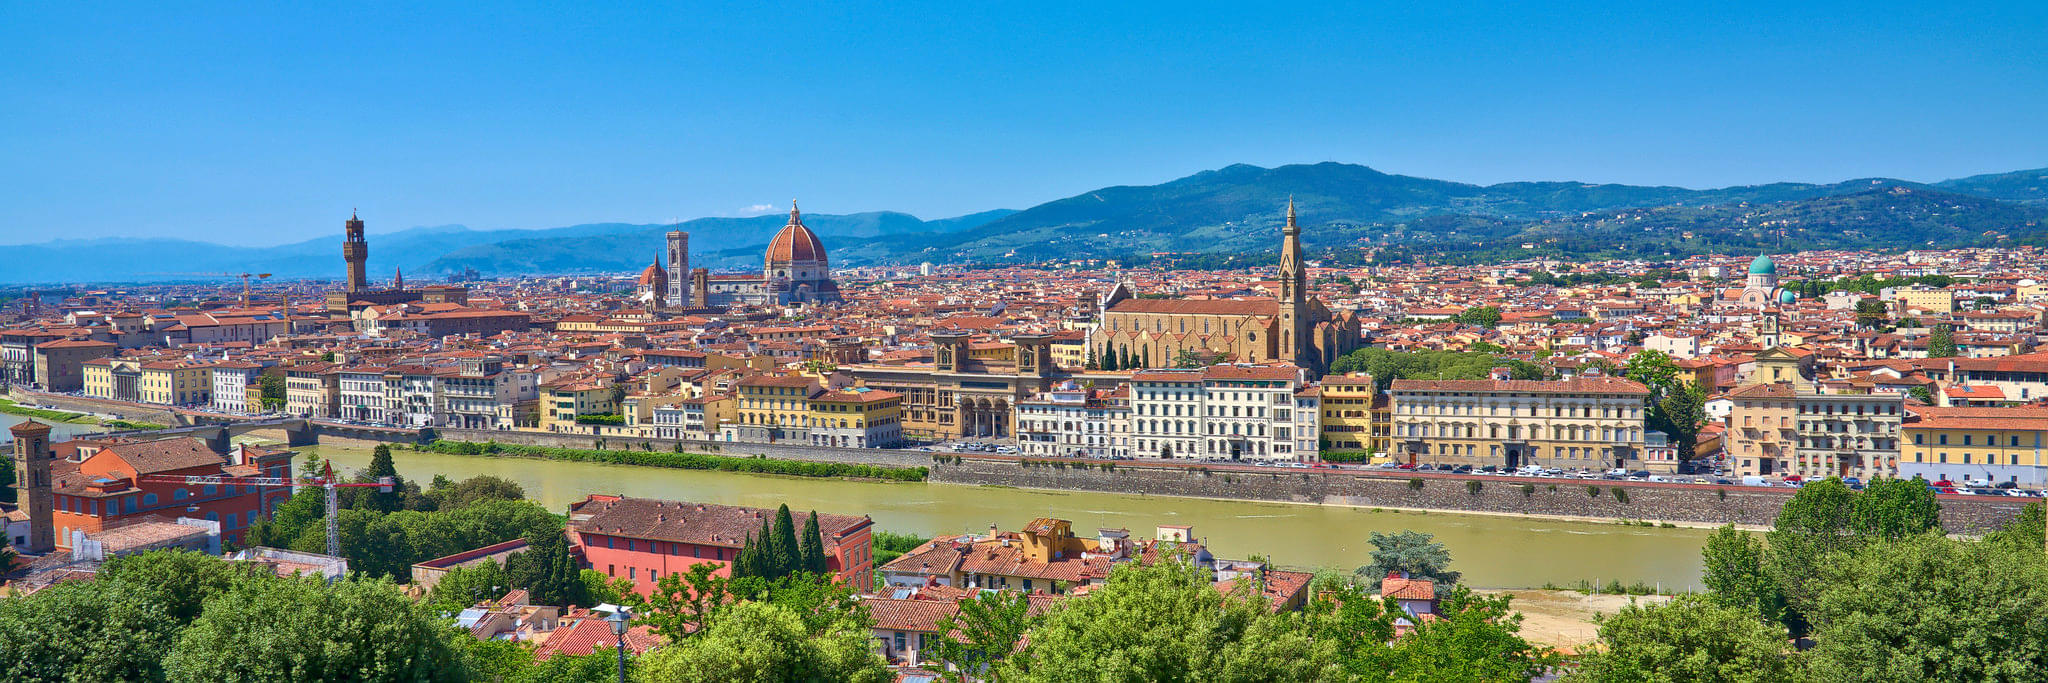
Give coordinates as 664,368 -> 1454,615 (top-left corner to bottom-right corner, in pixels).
1128,365 -> 1317,462
1389,377 -> 1651,470
1016,382 -> 1132,458
1901,405 -> 2048,487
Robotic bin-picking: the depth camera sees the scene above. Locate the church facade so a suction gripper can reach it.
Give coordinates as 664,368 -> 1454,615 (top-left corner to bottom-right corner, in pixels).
1088,201 -> 1362,375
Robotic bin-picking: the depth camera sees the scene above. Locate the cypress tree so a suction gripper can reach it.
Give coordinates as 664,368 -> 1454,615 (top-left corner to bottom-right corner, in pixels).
770,504 -> 800,578
1101,345 -> 1118,371
800,511 -> 828,574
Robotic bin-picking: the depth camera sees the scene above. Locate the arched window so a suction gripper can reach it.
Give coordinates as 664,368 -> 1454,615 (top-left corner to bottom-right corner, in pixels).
142,493 -> 158,507
173,489 -> 189,501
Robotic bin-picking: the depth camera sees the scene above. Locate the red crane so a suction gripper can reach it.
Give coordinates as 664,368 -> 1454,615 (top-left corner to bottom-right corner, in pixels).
141,462 -> 392,559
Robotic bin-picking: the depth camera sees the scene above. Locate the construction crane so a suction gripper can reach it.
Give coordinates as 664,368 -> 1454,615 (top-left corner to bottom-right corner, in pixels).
141,272 -> 274,306
140,462 -> 392,560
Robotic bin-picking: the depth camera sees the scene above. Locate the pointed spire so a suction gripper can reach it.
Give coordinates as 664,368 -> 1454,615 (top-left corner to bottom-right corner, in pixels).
1284,196 -> 1299,234
789,199 -> 802,225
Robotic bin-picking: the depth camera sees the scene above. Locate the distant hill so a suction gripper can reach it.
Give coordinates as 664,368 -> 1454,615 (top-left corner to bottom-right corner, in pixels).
836,162 -> 2048,265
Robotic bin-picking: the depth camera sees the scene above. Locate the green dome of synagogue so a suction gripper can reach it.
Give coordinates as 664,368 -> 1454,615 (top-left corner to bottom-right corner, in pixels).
1749,254 -> 1777,275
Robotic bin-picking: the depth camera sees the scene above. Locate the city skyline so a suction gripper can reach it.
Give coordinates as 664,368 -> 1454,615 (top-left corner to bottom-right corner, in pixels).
4,2 -> 2046,245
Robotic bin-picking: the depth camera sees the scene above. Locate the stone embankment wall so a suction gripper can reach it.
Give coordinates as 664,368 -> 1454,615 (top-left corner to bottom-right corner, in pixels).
431,428 -> 930,468
6,387 -> 181,427
928,457 -> 2033,533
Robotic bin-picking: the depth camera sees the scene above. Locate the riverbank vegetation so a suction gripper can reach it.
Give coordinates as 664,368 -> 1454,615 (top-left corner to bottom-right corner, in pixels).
415,439 -> 928,482
871,530 -> 931,566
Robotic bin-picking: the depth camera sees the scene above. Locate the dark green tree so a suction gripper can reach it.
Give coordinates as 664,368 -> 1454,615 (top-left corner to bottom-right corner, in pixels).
932,590 -> 1035,683
1648,381 -> 1709,460
1569,594 -> 1800,682
1353,530 -> 1461,586
643,562 -> 732,640
1455,305 -> 1503,328
1808,534 -> 2048,680
505,530 -> 585,608
800,511 -> 828,575
1766,478 -> 1860,632
1850,476 -> 1942,541
635,600 -> 888,683
428,560 -> 511,611
1928,323 -> 1957,358
1853,298 -> 1889,329
0,580 -> 179,682
1699,524 -> 1784,624
426,474 -> 526,510
97,549 -> 258,625
770,505 -> 800,577
163,576 -> 462,682
257,372 -> 287,411
1906,385 -> 1936,405
1379,587 -> 1555,682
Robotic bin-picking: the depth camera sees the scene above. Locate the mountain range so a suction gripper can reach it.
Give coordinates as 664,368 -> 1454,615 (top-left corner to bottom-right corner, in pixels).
3,164 -> 2043,284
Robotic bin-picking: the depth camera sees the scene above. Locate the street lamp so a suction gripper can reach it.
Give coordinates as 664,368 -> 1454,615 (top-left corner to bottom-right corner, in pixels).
606,606 -> 631,683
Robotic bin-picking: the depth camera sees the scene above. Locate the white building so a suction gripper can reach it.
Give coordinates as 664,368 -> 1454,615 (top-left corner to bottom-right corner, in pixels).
210,360 -> 265,415
1016,381 -> 1131,458
337,367 -> 389,424
1129,365 -> 1315,462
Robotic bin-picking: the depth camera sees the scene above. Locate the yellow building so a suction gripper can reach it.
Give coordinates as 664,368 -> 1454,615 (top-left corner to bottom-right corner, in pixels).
81,358 -> 123,400
1319,374 -> 1391,459
1901,405 -> 2048,488
1891,286 -> 1955,315
1727,383 -> 1797,477
1389,377 -> 1651,470
727,375 -> 821,443
806,387 -> 905,448
139,361 -> 212,406
82,357 -> 210,406
541,381 -> 618,432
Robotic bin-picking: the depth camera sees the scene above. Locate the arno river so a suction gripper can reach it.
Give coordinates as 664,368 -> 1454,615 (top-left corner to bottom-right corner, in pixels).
307,443 -> 1712,589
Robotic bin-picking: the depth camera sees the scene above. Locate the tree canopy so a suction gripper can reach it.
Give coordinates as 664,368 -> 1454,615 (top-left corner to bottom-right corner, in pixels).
1354,530 -> 1462,586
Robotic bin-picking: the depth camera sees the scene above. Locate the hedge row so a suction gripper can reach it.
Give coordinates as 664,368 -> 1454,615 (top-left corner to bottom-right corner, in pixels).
417,440 -> 927,482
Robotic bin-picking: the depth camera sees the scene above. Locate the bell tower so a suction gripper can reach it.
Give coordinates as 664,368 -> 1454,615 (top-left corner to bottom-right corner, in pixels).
666,230 -> 689,308
11,419 -> 56,554
343,210 -> 369,294
931,330 -> 970,373
1276,198 -> 1309,365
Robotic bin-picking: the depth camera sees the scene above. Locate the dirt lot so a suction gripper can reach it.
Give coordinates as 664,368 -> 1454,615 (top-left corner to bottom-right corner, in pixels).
1483,589 -> 1675,651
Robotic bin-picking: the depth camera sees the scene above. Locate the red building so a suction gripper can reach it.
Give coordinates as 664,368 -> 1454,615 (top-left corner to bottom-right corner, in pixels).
30,432 -> 294,550
566,494 -> 875,595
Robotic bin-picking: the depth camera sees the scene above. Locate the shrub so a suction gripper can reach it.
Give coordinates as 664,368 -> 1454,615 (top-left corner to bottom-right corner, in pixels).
1587,486 -> 1602,498
1520,484 -> 1535,497
1466,480 -> 1483,495
1613,488 -> 1630,504
1717,488 -> 1727,500
419,440 -> 926,481
1407,478 -> 1425,491
1548,484 -> 1558,492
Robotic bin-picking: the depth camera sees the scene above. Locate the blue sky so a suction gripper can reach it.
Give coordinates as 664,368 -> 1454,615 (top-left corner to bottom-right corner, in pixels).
3,2 -> 2043,246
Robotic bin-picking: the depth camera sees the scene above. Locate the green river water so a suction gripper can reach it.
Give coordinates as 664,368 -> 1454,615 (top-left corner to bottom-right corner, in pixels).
301,442 -> 1713,589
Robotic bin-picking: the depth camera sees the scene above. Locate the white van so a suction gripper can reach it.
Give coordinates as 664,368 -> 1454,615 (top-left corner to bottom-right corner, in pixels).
1741,475 -> 1769,487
